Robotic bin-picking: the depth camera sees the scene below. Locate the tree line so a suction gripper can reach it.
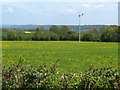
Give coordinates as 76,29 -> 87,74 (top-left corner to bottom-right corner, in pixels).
2,25 -> 120,42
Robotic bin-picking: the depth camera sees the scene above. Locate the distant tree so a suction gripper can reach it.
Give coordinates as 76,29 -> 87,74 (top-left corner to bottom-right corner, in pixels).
64,31 -> 75,40
70,32 -> 79,41
2,35 -> 7,41
17,30 -> 25,41
88,29 -> 100,41
32,27 -> 46,41
61,25 -> 70,31
49,25 -> 60,33
99,26 -> 106,33
107,26 -> 118,42
36,26 -> 45,32
100,26 -> 118,42
81,33 -> 92,41
100,31 -> 107,42
45,31 -> 51,41
59,25 -> 70,35
50,32 -> 59,41
32,31 -> 41,41
36,28 -> 40,31
7,30 -> 17,41
118,26 -> 120,42
24,34 -> 32,41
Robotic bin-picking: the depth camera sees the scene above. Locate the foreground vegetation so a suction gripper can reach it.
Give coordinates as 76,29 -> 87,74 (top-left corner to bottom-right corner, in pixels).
2,57 -> 119,89
2,41 -> 118,73
2,40 -> 119,89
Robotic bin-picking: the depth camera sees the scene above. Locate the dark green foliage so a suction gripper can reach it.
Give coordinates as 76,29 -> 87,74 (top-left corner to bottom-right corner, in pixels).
70,32 -> 79,41
81,33 -> 92,41
2,57 -> 120,89
50,32 -> 59,41
2,35 -> 7,41
36,26 -> 45,32
32,27 -> 48,41
118,26 -> 120,42
82,29 -> 100,41
100,26 -> 118,42
60,25 -> 70,35
81,25 -> 119,42
88,29 -> 100,41
7,30 -> 18,41
2,25 -> 119,42
49,25 -> 60,33
17,30 -> 24,41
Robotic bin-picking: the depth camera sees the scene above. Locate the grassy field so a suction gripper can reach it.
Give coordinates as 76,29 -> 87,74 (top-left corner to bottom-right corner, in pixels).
2,41 -> 118,73
0,42 -> 2,89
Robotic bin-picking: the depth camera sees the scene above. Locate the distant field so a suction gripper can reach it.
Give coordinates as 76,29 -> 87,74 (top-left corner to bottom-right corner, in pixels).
2,41 -> 118,73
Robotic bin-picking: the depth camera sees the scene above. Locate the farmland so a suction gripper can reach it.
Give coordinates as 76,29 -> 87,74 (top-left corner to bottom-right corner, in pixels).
2,41 -> 118,73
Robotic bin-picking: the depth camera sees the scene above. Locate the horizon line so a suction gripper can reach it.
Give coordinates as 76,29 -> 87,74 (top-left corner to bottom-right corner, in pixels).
1,24 -> 118,25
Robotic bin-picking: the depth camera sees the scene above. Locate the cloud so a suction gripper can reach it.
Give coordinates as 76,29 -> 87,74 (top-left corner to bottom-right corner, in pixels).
96,4 -> 104,8
0,0 -> 118,2
7,7 -> 14,13
45,8 -> 53,11
82,4 -> 90,8
66,9 -> 77,13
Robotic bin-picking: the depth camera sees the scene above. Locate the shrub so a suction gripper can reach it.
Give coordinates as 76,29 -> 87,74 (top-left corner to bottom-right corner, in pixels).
2,57 -> 120,89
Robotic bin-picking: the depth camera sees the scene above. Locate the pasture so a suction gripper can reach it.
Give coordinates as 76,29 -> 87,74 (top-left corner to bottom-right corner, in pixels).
2,41 -> 118,73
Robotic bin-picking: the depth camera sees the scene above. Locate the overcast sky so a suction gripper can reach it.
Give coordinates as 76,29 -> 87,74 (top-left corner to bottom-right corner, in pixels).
0,0 -> 118,25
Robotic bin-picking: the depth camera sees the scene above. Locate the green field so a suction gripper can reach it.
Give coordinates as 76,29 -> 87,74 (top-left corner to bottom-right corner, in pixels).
2,41 -> 118,73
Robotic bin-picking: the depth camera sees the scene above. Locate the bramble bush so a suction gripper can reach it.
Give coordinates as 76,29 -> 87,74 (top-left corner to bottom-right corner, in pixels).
2,57 -> 120,89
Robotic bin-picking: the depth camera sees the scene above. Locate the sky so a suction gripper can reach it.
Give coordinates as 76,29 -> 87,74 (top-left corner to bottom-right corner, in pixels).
0,0 -> 118,25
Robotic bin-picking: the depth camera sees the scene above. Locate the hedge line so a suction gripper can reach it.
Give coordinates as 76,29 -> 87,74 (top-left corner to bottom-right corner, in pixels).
2,57 -> 120,89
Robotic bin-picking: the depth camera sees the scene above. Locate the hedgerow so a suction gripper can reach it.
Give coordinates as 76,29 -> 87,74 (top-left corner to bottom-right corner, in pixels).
2,57 -> 120,89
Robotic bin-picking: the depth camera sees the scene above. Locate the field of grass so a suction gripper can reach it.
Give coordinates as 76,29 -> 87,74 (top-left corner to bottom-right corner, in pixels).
0,42 -> 2,89
2,41 -> 118,73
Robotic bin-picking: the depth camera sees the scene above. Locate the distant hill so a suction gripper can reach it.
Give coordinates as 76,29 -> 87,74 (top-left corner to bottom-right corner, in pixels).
2,25 -> 109,32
